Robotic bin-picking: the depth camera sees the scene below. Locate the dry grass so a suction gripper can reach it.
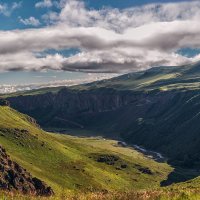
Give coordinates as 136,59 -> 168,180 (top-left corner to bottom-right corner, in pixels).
0,189 -> 200,200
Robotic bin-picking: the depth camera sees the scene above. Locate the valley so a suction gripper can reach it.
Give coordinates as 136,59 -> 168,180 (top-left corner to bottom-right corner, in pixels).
6,63 -> 200,169
2,63 -> 200,199
0,105 -> 175,199
1,0 -> 200,199
1,104 -> 200,199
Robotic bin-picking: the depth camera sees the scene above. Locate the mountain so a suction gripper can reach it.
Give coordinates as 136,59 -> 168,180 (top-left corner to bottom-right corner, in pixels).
1,105 -> 200,200
0,105 -> 175,199
6,63 -> 200,168
2,63 -> 200,198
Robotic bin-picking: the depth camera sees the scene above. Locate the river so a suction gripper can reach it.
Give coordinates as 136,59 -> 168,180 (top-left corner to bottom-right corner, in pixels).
117,141 -> 166,163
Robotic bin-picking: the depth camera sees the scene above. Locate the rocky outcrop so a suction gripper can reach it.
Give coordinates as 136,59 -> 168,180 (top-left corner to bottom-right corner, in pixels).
25,116 -> 40,128
0,99 -> 10,106
0,145 -> 54,196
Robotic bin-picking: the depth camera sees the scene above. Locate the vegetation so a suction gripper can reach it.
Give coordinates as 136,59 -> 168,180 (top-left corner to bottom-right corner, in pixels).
0,186 -> 200,199
70,62 -> 200,92
5,63 -> 200,182
2,63 -> 200,199
1,105 -> 200,199
0,106 -> 174,199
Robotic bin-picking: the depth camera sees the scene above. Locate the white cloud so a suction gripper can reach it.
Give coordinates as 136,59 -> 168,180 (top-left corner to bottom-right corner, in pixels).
19,17 -> 41,27
0,2 -> 22,16
35,0 -> 53,8
1,0 -> 200,73
45,0 -> 200,32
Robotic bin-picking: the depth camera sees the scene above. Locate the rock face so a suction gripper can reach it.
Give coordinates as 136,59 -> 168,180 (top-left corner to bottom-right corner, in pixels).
0,146 -> 54,196
7,87 -> 200,167
0,99 -> 10,106
8,88 -> 134,115
7,88 -> 143,129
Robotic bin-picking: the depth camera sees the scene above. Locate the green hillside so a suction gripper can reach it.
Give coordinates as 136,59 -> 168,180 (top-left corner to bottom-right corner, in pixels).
71,62 -> 200,92
1,106 -> 200,199
0,106 -> 174,198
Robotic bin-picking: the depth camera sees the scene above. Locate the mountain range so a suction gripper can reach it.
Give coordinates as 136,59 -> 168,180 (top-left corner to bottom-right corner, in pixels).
2,63 -> 200,199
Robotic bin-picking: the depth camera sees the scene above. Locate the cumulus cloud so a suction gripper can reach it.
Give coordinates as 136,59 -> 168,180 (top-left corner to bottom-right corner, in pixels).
19,16 -> 41,27
0,2 -> 22,16
44,0 -> 200,31
35,0 -> 53,8
1,0 -> 200,73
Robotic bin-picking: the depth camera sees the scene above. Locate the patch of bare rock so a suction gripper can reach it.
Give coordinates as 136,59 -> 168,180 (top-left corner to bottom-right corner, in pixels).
0,145 -> 54,196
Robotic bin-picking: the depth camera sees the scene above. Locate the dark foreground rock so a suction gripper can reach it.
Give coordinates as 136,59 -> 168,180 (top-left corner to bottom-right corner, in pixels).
0,145 -> 54,196
0,99 -> 10,106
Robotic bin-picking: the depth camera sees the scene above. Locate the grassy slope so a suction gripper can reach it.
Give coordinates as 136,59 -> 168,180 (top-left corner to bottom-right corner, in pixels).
0,106 -> 172,197
71,62 -> 200,92
2,63 -> 200,199
1,107 -> 200,200
2,62 -> 200,99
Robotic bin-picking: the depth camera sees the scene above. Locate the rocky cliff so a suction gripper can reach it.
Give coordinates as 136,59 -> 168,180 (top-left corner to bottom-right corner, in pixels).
0,99 -> 10,106
8,88 -> 140,128
0,145 -> 54,196
7,87 -> 200,167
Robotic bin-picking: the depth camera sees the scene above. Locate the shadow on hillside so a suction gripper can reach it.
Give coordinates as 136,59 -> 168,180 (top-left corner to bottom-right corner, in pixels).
160,165 -> 200,186
42,128 -> 200,187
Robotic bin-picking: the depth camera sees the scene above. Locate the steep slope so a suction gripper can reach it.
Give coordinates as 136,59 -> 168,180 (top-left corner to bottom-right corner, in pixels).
7,63 -> 200,167
0,106 -> 172,198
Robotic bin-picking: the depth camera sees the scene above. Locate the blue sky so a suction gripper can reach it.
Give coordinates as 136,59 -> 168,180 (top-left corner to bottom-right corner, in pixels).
0,0 -> 200,93
0,0 -> 190,30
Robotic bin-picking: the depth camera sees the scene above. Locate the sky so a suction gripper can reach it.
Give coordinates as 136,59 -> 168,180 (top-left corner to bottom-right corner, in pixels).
0,0 -> 200,93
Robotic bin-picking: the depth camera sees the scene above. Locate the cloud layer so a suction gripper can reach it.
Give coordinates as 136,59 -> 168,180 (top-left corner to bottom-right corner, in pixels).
0,73 -> 116,94
1,0 -> 200,73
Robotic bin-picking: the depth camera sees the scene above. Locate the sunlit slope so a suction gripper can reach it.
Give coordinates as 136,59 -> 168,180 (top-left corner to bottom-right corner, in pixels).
3,62 -> 200,99
72,62 -> 200,91
0,106 -> 172,195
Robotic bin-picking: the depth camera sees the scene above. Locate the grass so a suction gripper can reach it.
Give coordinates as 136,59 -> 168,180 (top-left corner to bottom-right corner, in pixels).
1,106 -> 200,199
0,106 -> 173,197
0,188 -> 200,200
69,64 -> 200,92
